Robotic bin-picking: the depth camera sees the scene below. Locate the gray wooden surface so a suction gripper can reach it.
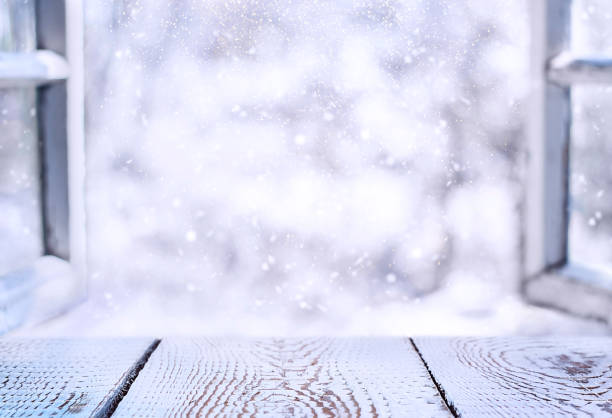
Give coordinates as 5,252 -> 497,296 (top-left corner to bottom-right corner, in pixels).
0,338 -> 156,417
1,337 -> 611,417
114,337 -> 450,417
413,337 -> 612,417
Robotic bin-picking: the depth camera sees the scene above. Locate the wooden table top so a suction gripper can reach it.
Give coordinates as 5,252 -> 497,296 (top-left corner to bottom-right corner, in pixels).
0,337 -> 610,417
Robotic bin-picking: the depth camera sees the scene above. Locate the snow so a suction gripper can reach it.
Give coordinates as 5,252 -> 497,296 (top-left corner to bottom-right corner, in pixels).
5,0 -> 612,336
56,0 -> 605,336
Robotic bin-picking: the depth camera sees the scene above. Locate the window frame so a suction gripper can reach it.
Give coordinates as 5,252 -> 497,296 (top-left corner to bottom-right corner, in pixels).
0,0 -> 85,333
2,0 -> 609,331
524,0 -> 612,324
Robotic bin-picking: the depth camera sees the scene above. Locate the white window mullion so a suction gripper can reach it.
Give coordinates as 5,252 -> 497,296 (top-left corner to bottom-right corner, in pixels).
0,50 -> 69,87
525,0 -> 571,278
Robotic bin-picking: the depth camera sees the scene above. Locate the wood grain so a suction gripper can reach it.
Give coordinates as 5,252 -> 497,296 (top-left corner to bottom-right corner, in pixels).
413,337 -> 612,417
114,337 -> 450,417
0,338 -> 156,417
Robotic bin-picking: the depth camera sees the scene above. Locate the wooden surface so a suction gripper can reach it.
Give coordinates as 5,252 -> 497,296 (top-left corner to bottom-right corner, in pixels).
1,337 -> 611,417
0,338 -> 156,417
114,337 -> 450,417
413,337 -> 612,417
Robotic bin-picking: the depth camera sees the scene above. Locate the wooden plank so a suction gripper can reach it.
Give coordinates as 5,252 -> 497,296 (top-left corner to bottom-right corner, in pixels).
0,338 -> 156,416
114,337 -> 451,417
413,337 -> 612,417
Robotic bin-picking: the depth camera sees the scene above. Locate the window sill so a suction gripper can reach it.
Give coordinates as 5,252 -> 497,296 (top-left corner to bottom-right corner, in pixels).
523,262 -> 612,324
0,256 -> 85,334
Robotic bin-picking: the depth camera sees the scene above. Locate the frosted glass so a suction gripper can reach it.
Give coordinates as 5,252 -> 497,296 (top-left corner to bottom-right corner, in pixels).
569,86 -> 612,269
572,0 -> 612,55
0,0 -> 42,275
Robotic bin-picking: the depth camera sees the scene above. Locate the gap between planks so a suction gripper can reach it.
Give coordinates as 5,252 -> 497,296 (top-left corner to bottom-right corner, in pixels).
0,338 -> 158,416
412,337 -> 612,417
409,337 -> 459,418
97,339 -> 161,418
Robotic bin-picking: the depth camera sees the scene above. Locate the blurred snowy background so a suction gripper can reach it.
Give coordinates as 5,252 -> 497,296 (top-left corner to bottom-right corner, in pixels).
74,0 -> 612,335
3,0 -> 612,335
79,0 -> 531,335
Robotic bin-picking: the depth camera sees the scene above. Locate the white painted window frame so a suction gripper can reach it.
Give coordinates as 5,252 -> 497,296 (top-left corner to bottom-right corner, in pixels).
524,0 -> 612,324
0,0 -> 85,333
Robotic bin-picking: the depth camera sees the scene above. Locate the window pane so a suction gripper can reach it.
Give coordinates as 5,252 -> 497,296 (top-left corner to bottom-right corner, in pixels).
0,0 -> 41,275
572,0 -> 612,55
0,0 -> 36,52
568,1 -> 612,271
569,86 -> 612,269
